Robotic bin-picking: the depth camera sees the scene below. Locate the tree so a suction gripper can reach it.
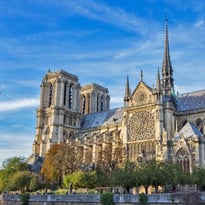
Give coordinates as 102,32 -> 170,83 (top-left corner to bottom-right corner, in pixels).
111,162 -> 138,193
139,160 -> 163,194
29,173 -> 41,192
41,143 -> 84,186
0,157 -> 29,192
161,161 -> 181,192
40,144 -> 62,185
63,171 -> 97,190
7,171 -> 31,192
193,168 -> 205,190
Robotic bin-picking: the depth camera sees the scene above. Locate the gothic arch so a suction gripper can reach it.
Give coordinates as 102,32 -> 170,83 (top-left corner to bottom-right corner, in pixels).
196,118 -> 203,133
68,83 -> 73,109
63,130 -> 68,142
43,127 -> 50,142
63,81 -> 68,106
48,83 -> 53,107
176,148 -> 190,173
69,131 -> 75,141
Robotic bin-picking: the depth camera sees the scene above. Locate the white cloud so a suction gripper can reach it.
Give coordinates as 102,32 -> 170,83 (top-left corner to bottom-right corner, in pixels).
0,98 -> 39,112
0,132 -> 33,167
40,0 -> 149,35
194,19 -> 205,28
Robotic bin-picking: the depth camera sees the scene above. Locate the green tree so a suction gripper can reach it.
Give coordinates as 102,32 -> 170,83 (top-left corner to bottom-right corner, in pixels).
63,170 -> 97,190
111,162 -> 138,193
6,171 -> 31,192
193,167 -> 205,190
0,157 -> 29,192
29,173 -> 41,191
161,161 -> 181,192
95,168 -> 110,187
139,160 -> 163,194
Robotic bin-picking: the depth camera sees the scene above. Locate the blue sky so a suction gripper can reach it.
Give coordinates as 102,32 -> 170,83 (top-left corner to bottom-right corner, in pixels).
1,0 -> 205,167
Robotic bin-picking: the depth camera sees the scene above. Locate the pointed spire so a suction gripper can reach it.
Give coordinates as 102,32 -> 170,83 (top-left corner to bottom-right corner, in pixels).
140,70 -> 143,81
161,17 -> 174,97
124,75 -> 130,99
156,68 -> 161,91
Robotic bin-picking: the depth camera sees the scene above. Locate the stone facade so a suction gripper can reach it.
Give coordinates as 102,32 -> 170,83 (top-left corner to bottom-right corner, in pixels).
29,19 -> 205,172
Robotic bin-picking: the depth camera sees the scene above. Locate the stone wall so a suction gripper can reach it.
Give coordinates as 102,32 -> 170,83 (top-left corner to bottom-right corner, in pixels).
1,193 -> 205,205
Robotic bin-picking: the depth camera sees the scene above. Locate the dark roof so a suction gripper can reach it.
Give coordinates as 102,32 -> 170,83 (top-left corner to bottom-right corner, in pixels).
80,108 -> 123,130
177,89 -> 205,112
174,122 -> 203,141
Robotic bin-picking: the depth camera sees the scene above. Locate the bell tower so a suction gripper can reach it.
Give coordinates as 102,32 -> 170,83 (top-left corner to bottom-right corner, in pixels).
32,70 -> 81,157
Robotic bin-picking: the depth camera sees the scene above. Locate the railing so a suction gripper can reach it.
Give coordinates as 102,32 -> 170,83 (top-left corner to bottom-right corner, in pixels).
1,192 -> 205,204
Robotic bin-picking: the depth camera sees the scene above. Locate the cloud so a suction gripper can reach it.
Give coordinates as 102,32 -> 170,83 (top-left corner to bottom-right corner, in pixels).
0,132 -> 33,167
39,0 -> 149,35
0,98 -> 39,112
194,19 -> 205,28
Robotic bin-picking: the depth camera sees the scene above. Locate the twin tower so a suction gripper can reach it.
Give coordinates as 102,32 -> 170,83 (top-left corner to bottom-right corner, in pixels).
32,70 -> 110,157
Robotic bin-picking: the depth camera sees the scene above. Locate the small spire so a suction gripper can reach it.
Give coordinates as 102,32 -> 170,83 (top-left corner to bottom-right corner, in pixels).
124,75 -> 130,101
140,70 -> 143,81
156,68 -> 161,91
47,68 -> 51,73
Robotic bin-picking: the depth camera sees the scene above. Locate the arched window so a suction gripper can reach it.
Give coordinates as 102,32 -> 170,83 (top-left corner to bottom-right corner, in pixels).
49,84 -> 53,107
63,130 -> 68,142
44,127 -> 50,142
82,95 -> 86,115
196,118 -> 203,133
64,82 -> 68,106
68,84 -> 73,109
176,148 -> 190,173
97,95 -> 99,112
69,131 -> 74,141
100,95 -> 104,111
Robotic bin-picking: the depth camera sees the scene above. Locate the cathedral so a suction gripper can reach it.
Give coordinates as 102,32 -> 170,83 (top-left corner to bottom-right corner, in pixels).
30,19 -> 205,173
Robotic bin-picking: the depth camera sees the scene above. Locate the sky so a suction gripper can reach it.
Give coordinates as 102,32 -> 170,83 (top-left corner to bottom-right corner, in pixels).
1,0 -> 205,167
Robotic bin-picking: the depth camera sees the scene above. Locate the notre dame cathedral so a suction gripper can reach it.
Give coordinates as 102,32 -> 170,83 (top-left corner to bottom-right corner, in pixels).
30,19 -> 205,173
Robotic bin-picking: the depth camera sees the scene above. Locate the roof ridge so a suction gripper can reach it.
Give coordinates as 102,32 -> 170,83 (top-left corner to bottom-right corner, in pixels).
178,89 -> 205,96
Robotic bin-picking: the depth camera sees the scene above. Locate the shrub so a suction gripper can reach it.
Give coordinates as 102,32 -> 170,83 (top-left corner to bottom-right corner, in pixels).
139,192 -> 147,205
100,192 -> 113,205
19,193 -> 30,205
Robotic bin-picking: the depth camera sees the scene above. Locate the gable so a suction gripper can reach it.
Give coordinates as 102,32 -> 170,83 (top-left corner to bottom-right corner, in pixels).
129,81 -> 153,106
174,122 -> 202,142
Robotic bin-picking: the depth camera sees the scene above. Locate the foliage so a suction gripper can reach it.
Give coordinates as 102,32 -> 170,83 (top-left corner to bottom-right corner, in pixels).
111,162 -> 139,193
95,168 -> 110,187
192,167 -> 205,190
29,173 -> 41,191
100,192 -> 113,205
19,193 -> 30,205
138,160 -> 181,193
7,171 -> 31,192
139,193 -> 147,205
63,171 -> 97,189
0,157 -> 31,192
2,157 -> 29,172
41,143 -> 83,185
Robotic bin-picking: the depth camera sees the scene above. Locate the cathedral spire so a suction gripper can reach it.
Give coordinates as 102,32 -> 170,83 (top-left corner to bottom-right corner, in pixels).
161,18 -> 174,97
124,75 -> 130,106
